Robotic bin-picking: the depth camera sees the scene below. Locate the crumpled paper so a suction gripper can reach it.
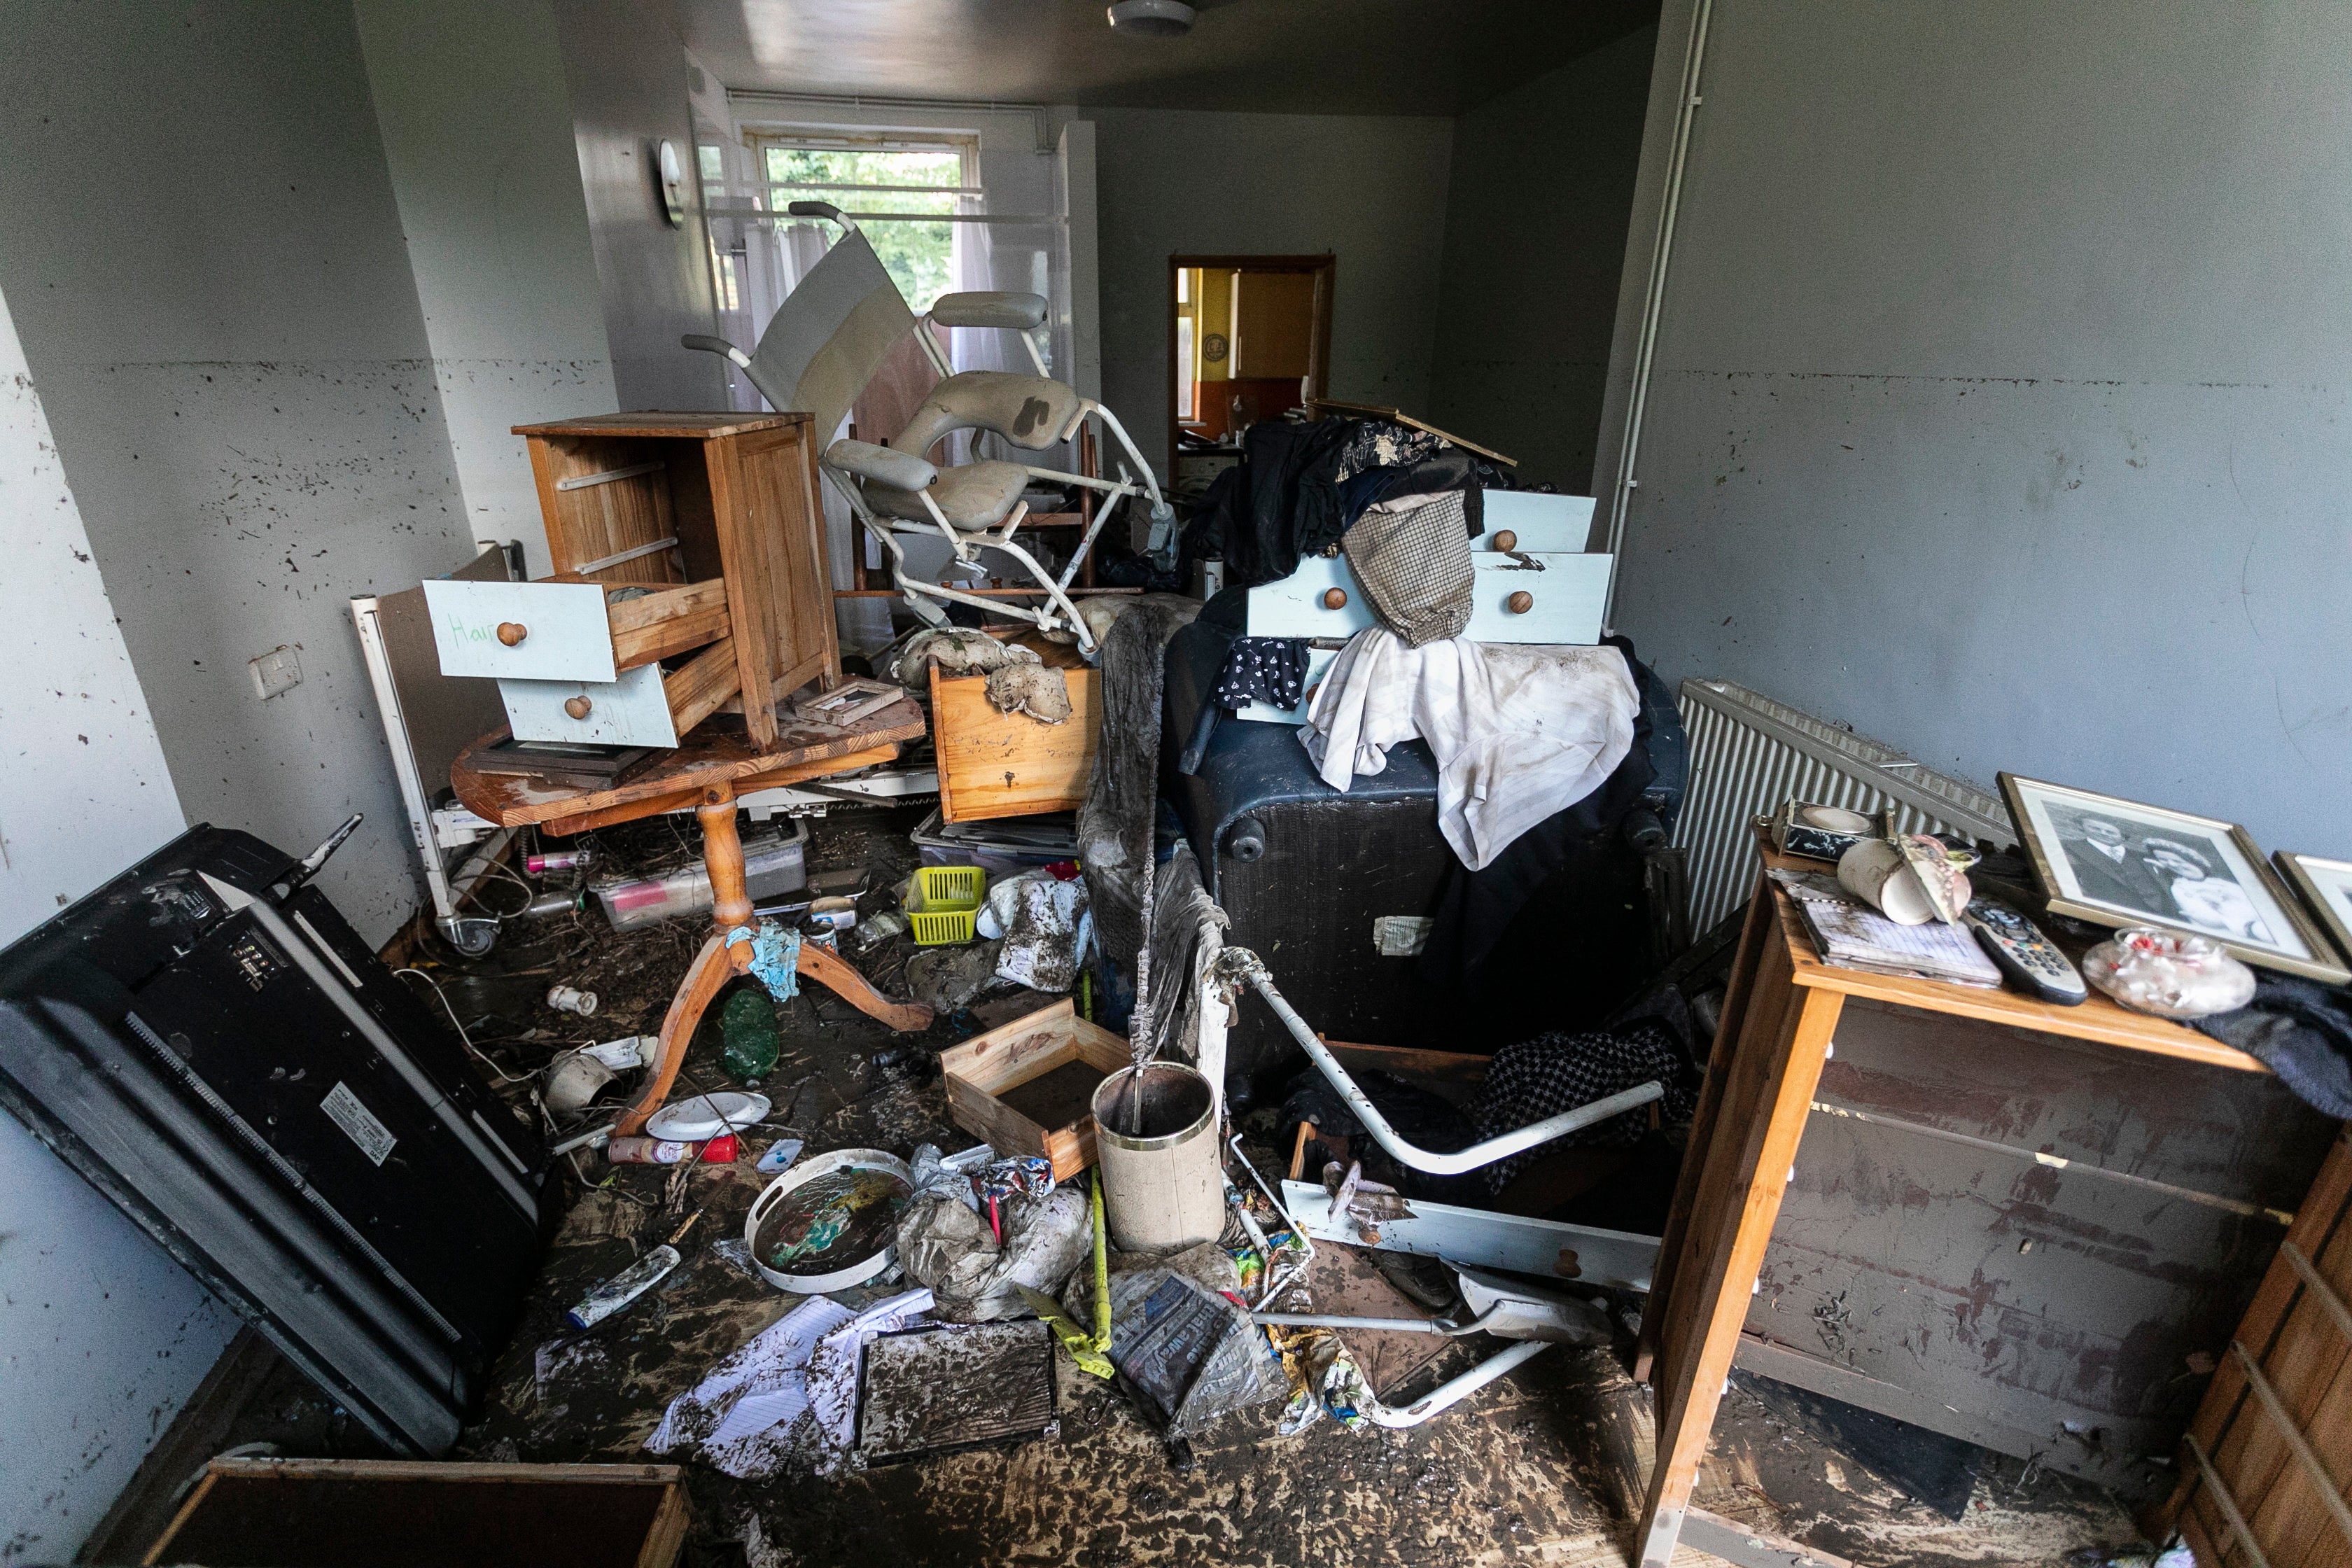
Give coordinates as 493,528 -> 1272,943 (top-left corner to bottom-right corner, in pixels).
645,1287 -> 935,1478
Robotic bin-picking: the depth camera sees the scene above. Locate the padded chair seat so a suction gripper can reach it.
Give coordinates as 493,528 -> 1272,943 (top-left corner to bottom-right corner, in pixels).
866,459 -> 1030,531
892,372 -> 1085,456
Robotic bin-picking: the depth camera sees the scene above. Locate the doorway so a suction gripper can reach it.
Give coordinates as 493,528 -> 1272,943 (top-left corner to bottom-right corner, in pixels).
1167,254 -> 1334,484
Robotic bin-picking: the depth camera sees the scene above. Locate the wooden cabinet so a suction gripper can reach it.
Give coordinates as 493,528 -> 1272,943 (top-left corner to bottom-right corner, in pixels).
509,411 -> 839,749
1632,839 -> 2342,1567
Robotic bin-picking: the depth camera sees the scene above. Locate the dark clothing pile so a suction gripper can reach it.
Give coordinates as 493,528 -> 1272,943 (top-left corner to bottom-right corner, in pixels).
1178,417 -> 1517,589
2194,972 -> 2352,1116
1212,636 -> 1310,713
1470,986 -> 1702,1196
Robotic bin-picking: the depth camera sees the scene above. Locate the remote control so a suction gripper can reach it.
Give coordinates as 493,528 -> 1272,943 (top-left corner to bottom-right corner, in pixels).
1965,898 -> 2087,1004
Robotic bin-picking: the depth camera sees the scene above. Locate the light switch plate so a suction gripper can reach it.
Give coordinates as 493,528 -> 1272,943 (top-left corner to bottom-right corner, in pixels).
250,645 -> 302,700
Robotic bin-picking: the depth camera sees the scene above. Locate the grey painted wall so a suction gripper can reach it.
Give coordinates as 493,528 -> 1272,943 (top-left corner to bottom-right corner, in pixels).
554,0 -> 727,412
0,1 -> 475,946
1427,26 -> 1656,494
0,286 -> 239,1568
1611,1 -> 2352,855
1090,108 -> 1457,474
354,0 -> 622,580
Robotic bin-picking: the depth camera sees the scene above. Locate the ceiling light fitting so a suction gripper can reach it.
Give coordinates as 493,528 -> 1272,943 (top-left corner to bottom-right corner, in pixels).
1107,1 -> 1196,38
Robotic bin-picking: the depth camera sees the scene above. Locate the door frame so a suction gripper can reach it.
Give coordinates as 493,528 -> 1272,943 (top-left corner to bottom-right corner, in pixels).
1166,253 -> 1336,480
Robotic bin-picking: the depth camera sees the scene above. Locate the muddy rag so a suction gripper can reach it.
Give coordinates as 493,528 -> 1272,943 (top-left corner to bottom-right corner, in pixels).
1301,629 -> 1638,871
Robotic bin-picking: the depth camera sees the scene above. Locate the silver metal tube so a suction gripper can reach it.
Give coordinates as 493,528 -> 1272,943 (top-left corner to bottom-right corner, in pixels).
1218,948 -> 1663,1177
1365,1338 -> 1550,1429
1254,1308 -> 1503,1338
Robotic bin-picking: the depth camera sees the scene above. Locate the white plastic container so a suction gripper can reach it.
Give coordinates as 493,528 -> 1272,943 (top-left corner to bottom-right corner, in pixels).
592,819 -> 808,932
744,1147 -> 913,1294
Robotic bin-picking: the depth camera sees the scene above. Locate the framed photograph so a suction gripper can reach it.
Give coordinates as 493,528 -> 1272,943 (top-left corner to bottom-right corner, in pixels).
1997,772 -> 2348,983
2273,850 -> 2352,971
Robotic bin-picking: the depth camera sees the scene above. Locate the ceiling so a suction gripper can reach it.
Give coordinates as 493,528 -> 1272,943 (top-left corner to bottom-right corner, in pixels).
682,0 -> 1659,118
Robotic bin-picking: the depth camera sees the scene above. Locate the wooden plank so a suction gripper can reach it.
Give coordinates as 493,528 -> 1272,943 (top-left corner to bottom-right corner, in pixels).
931,666 -> 1100,822
449,699 -> 924,829
1635,880 -> 1777,1382
539,742 -> 902,836
1635,929 -> 1841,1568
514,411 -> 792,438
704,429 -> 779,749
662,636 -> 741,737
2152,1130 -> 2352,1552
609,579 -> 730,669
1322,1038 -> 1492,1084
636,1482 -> 690,1568
1752,839 -> 2260,1071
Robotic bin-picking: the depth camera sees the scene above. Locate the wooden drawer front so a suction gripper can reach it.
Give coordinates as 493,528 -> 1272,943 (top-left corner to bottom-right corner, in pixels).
499,665 -> 678,748
932,668 -> 1099,822
424,580 -> 615,682
1471,490 -> 1595,552
1245,552 -> 1611,647
1466,552 -> 1609,643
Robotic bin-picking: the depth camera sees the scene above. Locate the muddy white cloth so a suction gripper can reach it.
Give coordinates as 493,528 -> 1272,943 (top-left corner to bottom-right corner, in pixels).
975,870 -> 1092,993
1300,629 -> 1638,871
645,1287 -> 934,1478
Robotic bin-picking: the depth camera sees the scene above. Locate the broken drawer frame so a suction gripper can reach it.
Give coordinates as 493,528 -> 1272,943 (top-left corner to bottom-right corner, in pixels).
426,412 -> 841,750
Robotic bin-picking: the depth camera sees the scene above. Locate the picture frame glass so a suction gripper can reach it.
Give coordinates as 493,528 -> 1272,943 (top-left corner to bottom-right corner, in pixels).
2295,857 -> 2352,945
2012,780 -> 2314,963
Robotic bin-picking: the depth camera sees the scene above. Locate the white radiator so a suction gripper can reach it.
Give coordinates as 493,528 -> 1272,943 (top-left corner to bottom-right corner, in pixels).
1671,679 -> 2017,936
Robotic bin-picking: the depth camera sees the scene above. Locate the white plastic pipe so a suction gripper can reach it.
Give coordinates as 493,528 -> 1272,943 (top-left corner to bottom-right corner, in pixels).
1217,948 -> 1665,1177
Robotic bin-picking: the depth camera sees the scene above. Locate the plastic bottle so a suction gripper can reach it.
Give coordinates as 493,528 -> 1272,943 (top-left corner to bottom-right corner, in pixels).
718,989 -> 780,1083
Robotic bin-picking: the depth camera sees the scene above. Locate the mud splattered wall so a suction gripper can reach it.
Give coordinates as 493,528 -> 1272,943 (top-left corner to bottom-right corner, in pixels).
354,0 -> 622,580
552,0 -> 728,414
0,2 -> 475,945
0,288 -> 241,1567
1607,1 -> 2352,852
1426,23 -> 1656,496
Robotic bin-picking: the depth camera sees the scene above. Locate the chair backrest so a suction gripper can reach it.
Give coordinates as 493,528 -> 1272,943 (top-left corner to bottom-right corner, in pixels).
740,227 -> 916,444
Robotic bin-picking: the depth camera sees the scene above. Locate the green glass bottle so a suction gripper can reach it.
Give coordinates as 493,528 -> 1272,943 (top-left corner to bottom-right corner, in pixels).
718,988 -> 780,1084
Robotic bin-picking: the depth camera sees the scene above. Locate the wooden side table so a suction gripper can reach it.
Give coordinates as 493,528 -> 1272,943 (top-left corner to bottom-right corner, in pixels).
1633,836 -> 2336,1566
451,699 -> 932,1137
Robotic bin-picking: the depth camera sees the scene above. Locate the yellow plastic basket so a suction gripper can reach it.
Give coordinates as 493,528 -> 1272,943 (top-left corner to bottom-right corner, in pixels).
908,864 -> 986,945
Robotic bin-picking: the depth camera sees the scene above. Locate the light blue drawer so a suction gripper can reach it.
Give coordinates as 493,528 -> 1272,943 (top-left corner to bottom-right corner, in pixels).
499,663 -> 678,747
1471,491 -> 1596,553
1232,550 -> 1614,722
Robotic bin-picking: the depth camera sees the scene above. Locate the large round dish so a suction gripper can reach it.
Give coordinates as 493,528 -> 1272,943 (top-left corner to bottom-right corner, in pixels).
743,1147 -> 913,1294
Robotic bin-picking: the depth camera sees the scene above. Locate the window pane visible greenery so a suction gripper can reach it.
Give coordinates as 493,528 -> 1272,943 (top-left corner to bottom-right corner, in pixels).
697,144 -> 725,190
761,144 -> 967,312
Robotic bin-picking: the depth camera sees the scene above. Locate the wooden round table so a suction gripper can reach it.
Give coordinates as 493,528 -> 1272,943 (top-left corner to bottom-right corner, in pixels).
451,698 -> 934,1135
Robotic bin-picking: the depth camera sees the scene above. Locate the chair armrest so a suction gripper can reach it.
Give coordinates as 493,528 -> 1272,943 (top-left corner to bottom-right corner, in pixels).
927,290 -> 1049,331
824,438 -> 937,493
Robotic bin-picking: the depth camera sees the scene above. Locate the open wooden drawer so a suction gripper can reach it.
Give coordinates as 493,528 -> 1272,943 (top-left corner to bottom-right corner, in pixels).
421,410 -> 841,749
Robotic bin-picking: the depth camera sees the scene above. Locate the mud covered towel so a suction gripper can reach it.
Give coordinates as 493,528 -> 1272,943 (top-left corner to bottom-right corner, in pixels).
1301,631 -> 1638,871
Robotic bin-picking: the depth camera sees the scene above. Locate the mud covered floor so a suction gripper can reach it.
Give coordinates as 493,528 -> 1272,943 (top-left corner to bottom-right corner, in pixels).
402,808 -> 2154,1567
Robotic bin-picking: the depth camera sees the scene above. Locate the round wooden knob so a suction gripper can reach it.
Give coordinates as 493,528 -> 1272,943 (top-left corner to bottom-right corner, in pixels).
564,696 -> 593,720
1506,590 -> 1534,615
496,622 -> 528,647
1492,530 -> 1518,552
1322,587 -> 1348,610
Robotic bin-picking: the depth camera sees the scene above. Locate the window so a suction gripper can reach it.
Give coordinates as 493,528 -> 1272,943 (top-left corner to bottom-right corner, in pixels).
1175,267 -> 1195,420
753,134 -> 979,313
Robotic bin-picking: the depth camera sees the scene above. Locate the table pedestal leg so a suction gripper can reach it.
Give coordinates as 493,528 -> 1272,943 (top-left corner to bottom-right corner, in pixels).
610,786 -> 933,1138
